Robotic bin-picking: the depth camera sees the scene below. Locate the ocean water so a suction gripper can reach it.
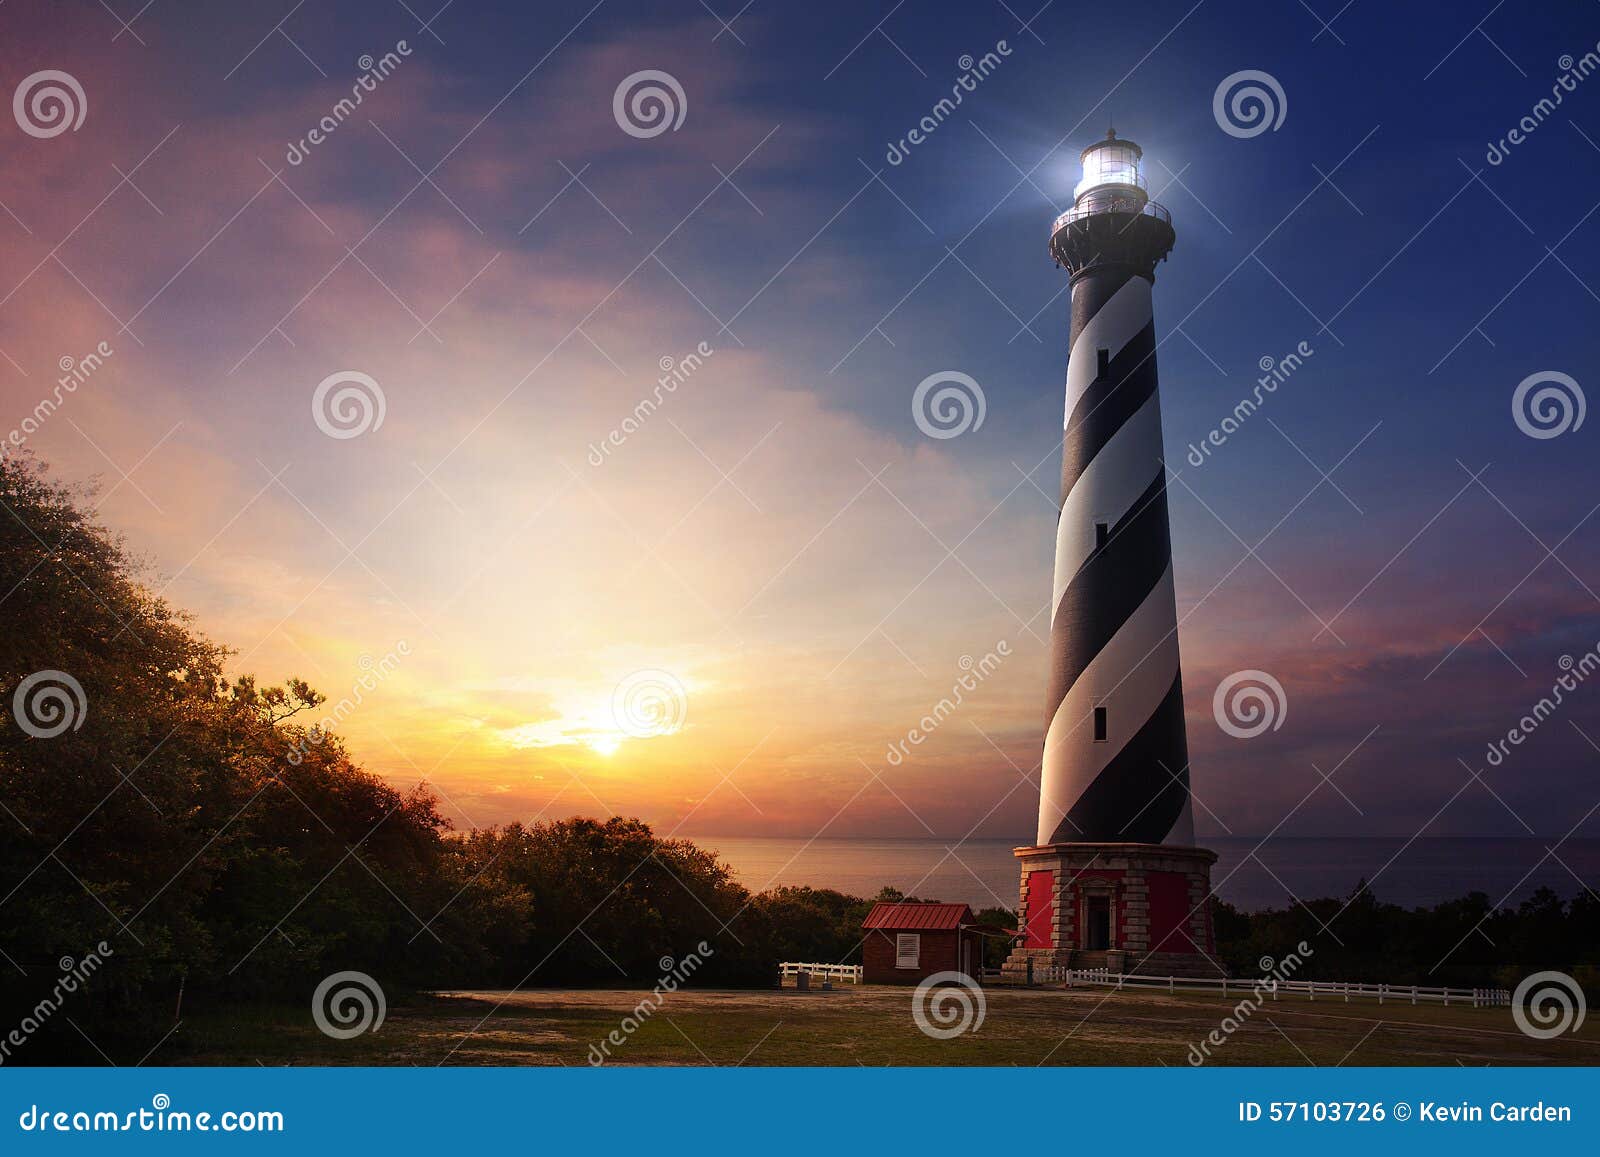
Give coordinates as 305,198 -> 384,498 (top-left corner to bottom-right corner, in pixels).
698,835 -> 1600,913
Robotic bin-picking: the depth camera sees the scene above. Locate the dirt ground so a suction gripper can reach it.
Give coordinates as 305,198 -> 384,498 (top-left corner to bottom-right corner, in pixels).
163,982 -> 1600,1066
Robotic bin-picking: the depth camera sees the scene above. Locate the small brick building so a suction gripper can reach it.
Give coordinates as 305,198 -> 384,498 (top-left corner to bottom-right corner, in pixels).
861,901 -> 986,985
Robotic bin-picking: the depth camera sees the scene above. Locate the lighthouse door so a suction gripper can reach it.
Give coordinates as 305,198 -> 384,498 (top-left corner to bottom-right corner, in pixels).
1085,894 -> 1112,950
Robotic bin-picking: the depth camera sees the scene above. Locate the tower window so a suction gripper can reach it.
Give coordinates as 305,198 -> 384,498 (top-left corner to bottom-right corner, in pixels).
1096,347 -> 1110,377
1093,705 -> 1108,742
1094,521 -> 1109,549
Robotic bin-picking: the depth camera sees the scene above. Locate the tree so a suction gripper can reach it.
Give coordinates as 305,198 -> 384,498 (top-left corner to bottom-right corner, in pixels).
0,453 -> 455,1043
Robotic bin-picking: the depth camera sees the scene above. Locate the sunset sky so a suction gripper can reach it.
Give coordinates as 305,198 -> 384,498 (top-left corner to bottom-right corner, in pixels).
3,0 -> 1598,844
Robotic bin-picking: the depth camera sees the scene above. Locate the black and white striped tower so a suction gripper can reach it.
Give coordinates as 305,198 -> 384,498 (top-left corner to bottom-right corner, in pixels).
1040,131 -> 1189,848
1007,131 -> 1219,978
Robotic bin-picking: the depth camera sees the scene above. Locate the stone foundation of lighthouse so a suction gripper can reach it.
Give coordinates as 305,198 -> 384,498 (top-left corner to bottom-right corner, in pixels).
1002,844 -> 1220,978
1005,130 -> 1221,981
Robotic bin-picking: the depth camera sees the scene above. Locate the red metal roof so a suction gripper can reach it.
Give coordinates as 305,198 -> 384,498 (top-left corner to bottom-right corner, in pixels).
861,901 -> 973,931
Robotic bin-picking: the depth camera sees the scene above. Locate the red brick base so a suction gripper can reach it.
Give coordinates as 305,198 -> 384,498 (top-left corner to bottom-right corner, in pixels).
1001,843 -> 1224,979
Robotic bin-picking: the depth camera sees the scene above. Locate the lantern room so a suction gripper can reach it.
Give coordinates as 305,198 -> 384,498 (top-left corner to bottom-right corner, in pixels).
1072,129 -> 1148,213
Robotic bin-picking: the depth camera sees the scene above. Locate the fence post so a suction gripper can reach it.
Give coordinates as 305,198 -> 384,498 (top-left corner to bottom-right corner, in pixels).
1411,985 -> 1417,1005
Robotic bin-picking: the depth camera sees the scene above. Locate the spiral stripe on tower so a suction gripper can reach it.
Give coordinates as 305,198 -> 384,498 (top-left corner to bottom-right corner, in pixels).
1037,264 -> 1193,848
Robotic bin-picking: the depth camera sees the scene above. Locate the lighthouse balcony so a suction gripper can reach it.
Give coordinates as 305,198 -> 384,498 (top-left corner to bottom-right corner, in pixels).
1048,200 -> 1176,276
1051,196 -> 1170,235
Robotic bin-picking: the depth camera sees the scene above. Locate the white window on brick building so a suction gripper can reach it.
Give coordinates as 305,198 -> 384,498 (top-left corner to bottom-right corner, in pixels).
895,933 -> 920,968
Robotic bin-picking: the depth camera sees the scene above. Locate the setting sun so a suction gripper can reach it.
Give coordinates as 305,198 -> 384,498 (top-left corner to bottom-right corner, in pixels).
497,673 -> 690,759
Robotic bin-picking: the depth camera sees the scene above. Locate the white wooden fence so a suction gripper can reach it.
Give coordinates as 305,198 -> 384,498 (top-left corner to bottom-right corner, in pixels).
779,962 -> 863,984
1034,966 -> 1509,1008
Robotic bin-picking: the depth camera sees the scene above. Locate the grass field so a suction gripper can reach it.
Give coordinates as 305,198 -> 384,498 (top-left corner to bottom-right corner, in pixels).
154,983 -> 1600,1066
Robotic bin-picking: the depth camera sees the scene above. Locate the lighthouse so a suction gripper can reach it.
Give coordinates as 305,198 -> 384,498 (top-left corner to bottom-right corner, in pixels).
1006,131 -> 1219,978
